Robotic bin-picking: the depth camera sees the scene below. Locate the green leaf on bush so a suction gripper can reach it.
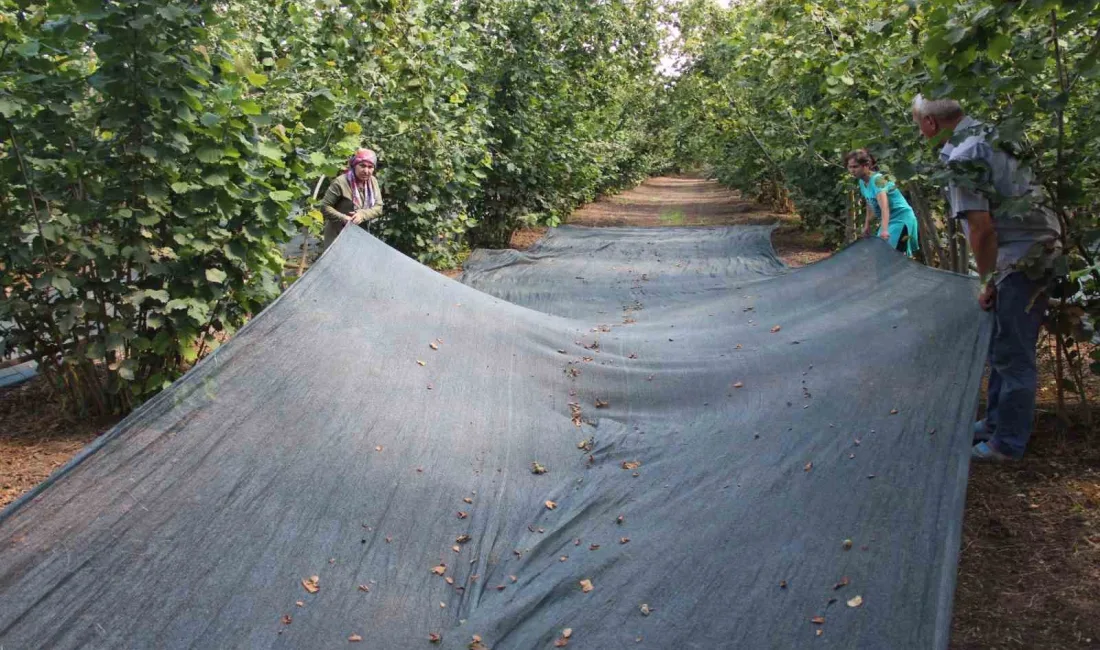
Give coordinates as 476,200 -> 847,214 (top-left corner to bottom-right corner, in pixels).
200,112 -> 221,127
205,268 -> 227,284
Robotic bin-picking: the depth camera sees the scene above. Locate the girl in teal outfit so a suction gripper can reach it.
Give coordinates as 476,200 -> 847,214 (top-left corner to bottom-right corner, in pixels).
845,149 -> 920,257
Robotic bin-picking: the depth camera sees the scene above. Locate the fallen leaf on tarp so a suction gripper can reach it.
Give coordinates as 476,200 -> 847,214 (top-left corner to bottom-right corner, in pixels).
616,515 -> 624,525
495,584 -> 506,591
430,633 -> 442,643
554,636 -> 569,647
562,628 -> 573,639
509,575 -> 517,583
417,360 -> 426,366
463,497 -> 473,504
358,584 -> 370,592
733,382 -> 744,388
545,500 -> 557,510
445,577 -> 454,585
816,630 -> 823,637
559,555 -> 568,562
531,461 -> 548,474
579,579 -> 594,593
620,537 -> 630,544
803,462 -> 813,472
811,616 -> 825,625
621,460 -> 641,470
735,344 -> 743,349
431,564 -> 447,576
577,438 -> 594,452
589,543 -> 600,550
452,545 -> 461,553
640,603 -> 652,616
847,595 -> 863,608
457,511 -> 468,519
594,399 -> 609,408
833,576 -> 850,590
429,342 -> 439,350
843,539 -> 853,550
375,446 -> 383,452
295,601 -> 304,607
890,408 -> 899,415
302,576 -> 320,593
581,356 -> 594,362
779,580 -> 787,589
456,534 -> 471,543
281,614 -> 292,625
469,635 -> 488,650
770,325 -> 781,333
349,634 -> 362,642
628,352 -> 638,359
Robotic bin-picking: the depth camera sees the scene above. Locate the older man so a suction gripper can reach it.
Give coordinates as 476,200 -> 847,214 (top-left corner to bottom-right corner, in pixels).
912,95 -> 1062,461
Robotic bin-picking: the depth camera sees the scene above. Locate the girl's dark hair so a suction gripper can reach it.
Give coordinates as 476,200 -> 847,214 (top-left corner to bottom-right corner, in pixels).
844,148 -> 877,169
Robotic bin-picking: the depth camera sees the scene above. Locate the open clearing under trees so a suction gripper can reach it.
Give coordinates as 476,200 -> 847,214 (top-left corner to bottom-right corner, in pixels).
3,177 -> 1097,649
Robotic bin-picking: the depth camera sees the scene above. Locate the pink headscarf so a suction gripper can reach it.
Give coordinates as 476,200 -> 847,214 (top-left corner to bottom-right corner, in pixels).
345,148 -> 378,209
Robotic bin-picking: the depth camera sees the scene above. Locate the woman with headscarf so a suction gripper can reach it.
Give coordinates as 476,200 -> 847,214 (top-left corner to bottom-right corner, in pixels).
320,148 -> 383,250
845,149 -> 920,257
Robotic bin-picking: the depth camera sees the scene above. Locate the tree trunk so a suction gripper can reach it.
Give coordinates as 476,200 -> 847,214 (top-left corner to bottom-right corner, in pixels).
905,183 -> 943,268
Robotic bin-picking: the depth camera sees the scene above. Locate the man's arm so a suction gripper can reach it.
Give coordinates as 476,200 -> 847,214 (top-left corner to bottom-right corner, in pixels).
963,210 -> 998,309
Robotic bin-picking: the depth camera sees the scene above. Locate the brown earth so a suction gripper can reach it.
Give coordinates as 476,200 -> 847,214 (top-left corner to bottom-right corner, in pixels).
1,176 -> 1095,649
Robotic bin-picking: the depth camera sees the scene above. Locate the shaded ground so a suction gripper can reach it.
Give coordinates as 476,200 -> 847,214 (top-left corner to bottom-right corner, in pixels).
1,175 -> 1095,649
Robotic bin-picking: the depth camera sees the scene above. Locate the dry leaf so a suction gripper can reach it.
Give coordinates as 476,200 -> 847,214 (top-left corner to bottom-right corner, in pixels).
417,360 -> 426,366
429,342 -> 439,350
779,580 -> 787,589
811,616 -> 825,625
457,511 -> 468,519
770,325 -> 781,333
594,399 -> 609,408
452,545 -> 461,553
843,539 -> 853,550
616,515 -> 624,525
621,460 -> 641,470
579,579 -> 594,593
733,382 -> 744,388
510,575 -> 517,583
735,344 -> 743,349
358,584 -> 370,592
349,634 -> 363,642
495,584 -> 506,591
469,635 -> 488,650
847,595 -> 863,608
545,500 -> 557,510
620,537 -> 630,544
456,534 -> 471,543
589,543 -> 600,550
640,603 -> 652,616
803,461 -> 813,472
429,633 -> 442,643
562,628 -> 573,639
559,555 -> 568,562
431,564 -> 447,576
463,497 -> 473,504
577,438 -> 594,452
375,446 -> 383,452
302,576 -> 320,594
281,614 -> 292,625
295,601 -> 304,607
531,461 -> 548,475
445,577 -> 454,585
816,630 -> 823,637
833,577 -> 850,590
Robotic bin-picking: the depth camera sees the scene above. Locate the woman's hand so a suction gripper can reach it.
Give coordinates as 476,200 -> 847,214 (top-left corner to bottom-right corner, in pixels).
879,230 -> 890,242
348,212 -> 364,225
979,281 -> 996,311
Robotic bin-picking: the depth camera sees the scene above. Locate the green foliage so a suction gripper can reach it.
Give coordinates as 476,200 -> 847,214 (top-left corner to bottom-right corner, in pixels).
668,0 -> 1100,386
1,0 -> 676,414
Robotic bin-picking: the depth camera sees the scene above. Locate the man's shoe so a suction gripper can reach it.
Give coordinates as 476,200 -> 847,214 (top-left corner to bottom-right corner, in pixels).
971,441 -> 1014,462
972,419 -> 993,443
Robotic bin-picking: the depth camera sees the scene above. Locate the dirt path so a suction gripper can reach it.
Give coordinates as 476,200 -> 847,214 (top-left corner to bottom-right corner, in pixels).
510,175 -> 832,267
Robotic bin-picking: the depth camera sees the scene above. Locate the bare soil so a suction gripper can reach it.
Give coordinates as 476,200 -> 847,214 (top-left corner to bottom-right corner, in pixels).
1,175 -> 1095,649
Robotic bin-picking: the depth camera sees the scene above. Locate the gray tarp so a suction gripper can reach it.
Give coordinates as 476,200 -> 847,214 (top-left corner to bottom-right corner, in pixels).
0,225 -> 988,649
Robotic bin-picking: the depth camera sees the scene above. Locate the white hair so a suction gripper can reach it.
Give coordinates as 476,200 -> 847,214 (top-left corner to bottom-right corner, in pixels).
912,94 -> 964,120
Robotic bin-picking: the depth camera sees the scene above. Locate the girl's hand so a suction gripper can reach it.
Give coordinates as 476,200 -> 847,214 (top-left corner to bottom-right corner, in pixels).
879,231 -> 890,242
